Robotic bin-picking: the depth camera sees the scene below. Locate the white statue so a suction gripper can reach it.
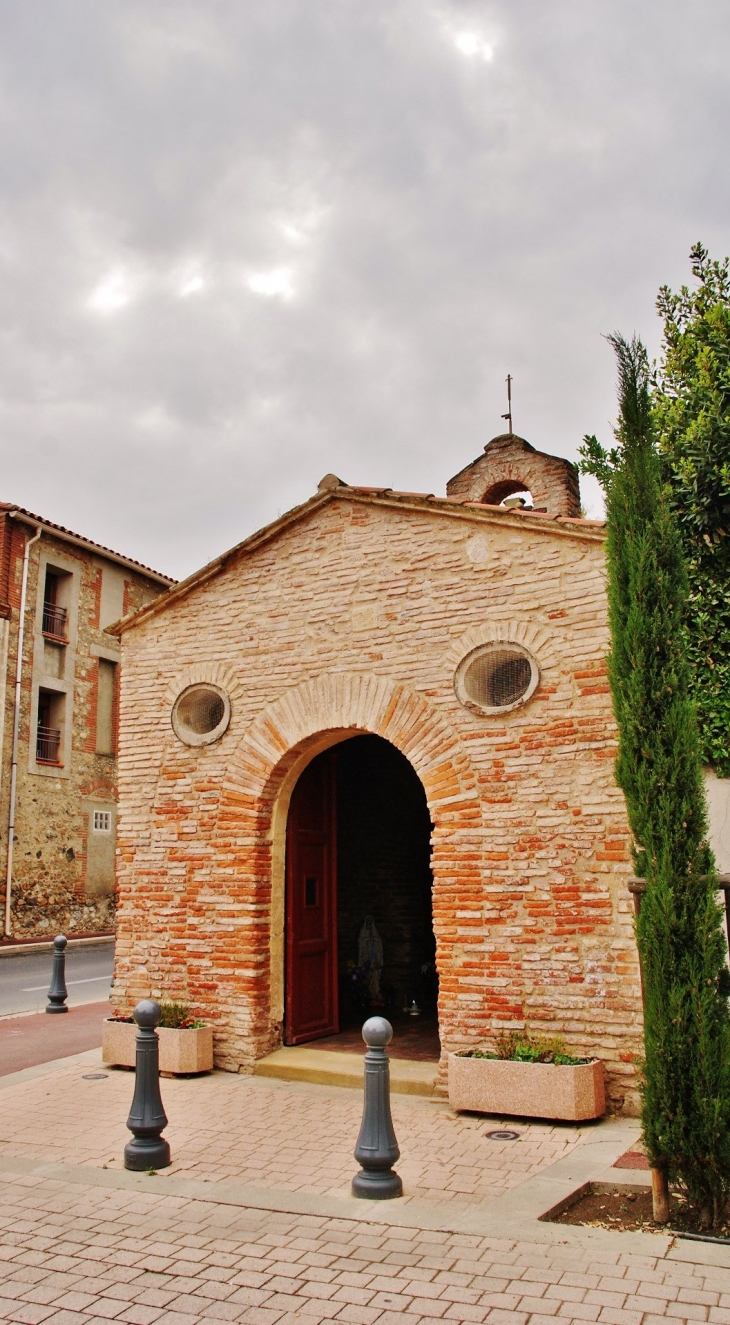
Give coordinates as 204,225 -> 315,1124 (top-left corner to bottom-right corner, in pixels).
357,914 -> 384,1002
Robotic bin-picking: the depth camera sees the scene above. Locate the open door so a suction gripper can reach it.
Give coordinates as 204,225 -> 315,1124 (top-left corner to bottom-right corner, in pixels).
285,750 -> 338,1044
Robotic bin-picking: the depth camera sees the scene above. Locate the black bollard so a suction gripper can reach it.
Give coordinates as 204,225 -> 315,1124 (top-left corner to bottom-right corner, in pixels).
45,935 -> 69,1013
124,1000 -> 171,1171
352,1016 -> 403,1200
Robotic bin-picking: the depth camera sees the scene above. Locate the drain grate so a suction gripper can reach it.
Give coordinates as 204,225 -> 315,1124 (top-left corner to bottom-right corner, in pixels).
485,1129 -> 520,1140
82,1073 -> 109,1080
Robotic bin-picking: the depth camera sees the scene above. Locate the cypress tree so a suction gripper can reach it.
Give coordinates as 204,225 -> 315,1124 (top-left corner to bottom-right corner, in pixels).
590,333 -> 730,1228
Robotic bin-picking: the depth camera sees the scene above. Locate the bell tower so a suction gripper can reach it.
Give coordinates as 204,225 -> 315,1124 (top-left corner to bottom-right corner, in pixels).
446,433 -> 581,518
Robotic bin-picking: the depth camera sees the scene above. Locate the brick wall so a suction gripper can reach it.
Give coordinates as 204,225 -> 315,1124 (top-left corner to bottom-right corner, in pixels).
112,494 -> 642,1113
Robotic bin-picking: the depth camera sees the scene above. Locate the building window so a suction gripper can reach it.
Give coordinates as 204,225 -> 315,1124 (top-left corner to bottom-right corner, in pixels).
42,569 -> 69,642
171,683 -> 231,747
96,658 -> 116,755
92,809 -> 112,833
454,643 -> 539,716
36,689 -> 64,764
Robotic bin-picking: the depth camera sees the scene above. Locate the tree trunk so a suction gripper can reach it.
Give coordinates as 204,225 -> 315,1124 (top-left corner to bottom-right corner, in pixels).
651,1167 -> 670,1223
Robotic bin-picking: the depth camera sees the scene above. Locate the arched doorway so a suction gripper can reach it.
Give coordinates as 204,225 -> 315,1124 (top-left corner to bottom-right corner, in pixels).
284,734 -> 436,1050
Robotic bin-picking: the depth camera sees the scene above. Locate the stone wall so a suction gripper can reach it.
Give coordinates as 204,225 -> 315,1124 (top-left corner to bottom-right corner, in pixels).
112,492 -> 642,1113
0,515 -> 168,937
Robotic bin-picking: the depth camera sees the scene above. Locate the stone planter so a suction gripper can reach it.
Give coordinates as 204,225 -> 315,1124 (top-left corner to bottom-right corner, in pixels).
448,1053 -> 605,1121
102,1019 -> 214,1075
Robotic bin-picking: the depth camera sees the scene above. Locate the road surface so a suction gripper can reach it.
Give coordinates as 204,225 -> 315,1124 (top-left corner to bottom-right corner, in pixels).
0,940 -> 113,1018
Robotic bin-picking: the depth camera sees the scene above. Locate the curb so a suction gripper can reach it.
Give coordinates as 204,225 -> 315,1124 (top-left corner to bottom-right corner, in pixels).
0,934 -> 114,959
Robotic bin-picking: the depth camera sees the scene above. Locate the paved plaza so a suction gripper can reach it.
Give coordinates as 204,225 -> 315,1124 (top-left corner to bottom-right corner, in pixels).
0,1061 -> 589,1207
0,1050 -> 727,1325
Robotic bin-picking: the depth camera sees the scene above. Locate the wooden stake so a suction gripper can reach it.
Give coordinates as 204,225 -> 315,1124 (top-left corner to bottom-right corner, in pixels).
651,1167 -> 670,1223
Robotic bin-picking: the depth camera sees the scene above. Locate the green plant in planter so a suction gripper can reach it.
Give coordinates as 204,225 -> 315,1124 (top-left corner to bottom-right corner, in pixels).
158,1001 -> 206,1029
462,1033 -> 588,1066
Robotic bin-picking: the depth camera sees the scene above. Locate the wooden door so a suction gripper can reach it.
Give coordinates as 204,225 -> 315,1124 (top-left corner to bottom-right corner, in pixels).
285,751 -> 339,1044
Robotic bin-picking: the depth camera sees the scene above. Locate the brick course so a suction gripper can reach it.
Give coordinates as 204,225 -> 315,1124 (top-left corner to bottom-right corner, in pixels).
112,482 -> 642,1112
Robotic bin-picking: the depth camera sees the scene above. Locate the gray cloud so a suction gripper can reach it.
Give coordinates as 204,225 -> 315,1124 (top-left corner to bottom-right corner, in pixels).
1,0 -> 728,577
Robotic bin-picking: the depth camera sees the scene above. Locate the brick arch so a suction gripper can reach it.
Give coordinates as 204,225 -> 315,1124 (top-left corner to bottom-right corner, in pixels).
209,672 -> 482,1071
445,617 -> 561,673
222,671 -> 479,809
482,478 -> 534,506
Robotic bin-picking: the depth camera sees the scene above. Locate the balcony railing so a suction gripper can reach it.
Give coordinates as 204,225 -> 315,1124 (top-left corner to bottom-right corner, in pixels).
36,725 -> 61,763
42,602 -> 68,640
42,603 -> 68,640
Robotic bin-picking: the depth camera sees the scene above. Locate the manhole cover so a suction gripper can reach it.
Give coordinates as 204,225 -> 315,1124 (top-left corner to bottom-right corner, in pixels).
486,1129 -> 520,1141
82,1073 -> 109,1080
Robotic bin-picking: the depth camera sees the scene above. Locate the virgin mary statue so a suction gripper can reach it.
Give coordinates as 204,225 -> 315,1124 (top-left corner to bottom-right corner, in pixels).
357,914 -> 384,1004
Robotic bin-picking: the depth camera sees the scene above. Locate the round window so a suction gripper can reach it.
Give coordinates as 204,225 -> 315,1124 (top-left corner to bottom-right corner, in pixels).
171,684 -> 231,747
455,644 -> 538,715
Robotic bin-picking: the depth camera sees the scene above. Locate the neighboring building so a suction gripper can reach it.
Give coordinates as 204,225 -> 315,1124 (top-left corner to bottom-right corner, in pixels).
110,432 -> 648,1114
0,505 -> 173,939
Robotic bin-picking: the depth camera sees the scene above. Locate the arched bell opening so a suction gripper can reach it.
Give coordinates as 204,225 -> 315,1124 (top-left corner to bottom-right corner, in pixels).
482,478 -> 535,508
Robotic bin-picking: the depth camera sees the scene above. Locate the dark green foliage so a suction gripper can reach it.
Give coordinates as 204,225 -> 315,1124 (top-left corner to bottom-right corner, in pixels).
588,334 -> 730,1227
583,244 -> 730,774
653,244 -> 730,775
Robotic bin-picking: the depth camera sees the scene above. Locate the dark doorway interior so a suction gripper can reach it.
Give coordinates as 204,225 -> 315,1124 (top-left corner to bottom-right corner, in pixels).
284,734 -> 438,1058
335,735 -> 436,1029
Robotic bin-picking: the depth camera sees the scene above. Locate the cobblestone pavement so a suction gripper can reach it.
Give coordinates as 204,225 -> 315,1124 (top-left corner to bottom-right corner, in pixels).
0,1067 -> 586,1208
0,1169 -> 728,1325
0,1057 -> 727,1324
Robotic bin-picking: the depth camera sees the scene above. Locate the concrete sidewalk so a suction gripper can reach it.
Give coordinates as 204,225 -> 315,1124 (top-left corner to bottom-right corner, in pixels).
0,1050 -> 727,1325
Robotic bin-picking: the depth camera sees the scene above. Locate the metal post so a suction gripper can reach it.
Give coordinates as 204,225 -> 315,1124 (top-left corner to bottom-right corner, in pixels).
352,1016 -> 402,1199
124,1000 -> 171,1171
45,935 -> 68,1013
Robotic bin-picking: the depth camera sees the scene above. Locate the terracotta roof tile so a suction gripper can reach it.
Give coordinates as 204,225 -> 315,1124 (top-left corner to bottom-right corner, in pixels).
1,502 -> 175,584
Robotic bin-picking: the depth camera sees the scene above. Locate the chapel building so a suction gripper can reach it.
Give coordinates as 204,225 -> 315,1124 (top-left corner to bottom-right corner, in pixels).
110,433 -> 644,1113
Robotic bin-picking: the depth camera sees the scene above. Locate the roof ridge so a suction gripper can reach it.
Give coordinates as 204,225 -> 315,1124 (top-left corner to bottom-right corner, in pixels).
111,484 -> 605,638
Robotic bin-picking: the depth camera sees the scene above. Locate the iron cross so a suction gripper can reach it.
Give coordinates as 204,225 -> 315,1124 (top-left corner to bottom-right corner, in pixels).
501,374 -> 513,435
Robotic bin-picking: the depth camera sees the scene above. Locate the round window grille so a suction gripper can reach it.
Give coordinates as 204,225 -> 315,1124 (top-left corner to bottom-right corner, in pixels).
455,644 -> 539,715
171,683 -> 230,747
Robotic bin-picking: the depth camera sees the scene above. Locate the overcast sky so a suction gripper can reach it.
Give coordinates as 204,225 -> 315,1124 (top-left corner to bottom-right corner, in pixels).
1,1 -> 728,580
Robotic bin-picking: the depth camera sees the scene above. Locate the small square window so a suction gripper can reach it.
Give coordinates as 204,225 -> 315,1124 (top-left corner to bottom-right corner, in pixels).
92,810 -> 112,833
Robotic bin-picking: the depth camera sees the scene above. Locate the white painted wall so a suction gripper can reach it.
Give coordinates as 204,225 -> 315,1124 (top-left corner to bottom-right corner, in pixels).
705,768 -> 730,874
100,565 -> 126,629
